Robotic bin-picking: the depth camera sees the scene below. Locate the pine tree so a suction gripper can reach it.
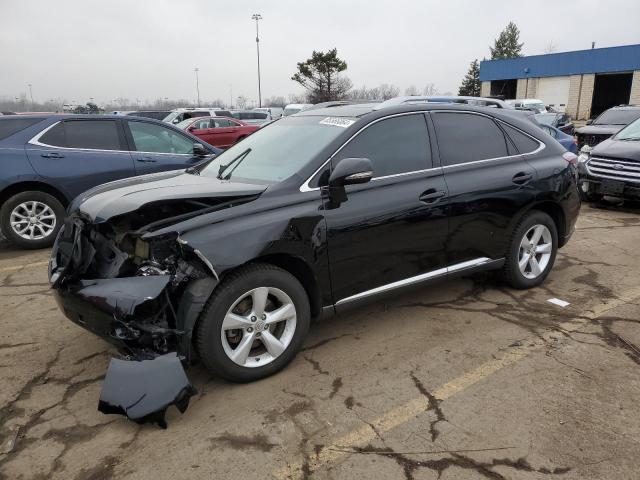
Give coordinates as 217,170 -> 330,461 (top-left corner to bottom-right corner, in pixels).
458,59 -> 480,96
490,22 -> 524,59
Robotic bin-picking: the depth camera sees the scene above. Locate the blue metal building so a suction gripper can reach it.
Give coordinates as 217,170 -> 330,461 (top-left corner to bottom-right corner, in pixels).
479,44 -> 640,119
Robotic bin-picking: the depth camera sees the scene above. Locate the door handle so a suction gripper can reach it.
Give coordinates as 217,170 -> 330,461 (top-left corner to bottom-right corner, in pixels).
512,172 -> 533,185
419,189 -> 447,204
41,152 -> 65,158
136,157 -> 157,163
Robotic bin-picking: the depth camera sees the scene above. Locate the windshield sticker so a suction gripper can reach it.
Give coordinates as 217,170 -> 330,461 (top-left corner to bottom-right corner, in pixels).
319,117 -> 355,128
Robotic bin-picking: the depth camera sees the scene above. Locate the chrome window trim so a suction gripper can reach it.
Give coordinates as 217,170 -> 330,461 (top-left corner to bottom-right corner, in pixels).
299,110 -> 545,192
335,257 -> 493,306
28,120 -> 201,156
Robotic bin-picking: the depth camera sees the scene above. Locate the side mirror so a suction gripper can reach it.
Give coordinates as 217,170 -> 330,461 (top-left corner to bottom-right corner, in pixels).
329,157 -> 374,187
586,119 -> 593,125
192,143 -> 208,156
187,126 -> 196,132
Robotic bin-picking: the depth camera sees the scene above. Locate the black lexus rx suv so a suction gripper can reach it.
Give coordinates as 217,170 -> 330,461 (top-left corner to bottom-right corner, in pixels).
50,100 -> 581,382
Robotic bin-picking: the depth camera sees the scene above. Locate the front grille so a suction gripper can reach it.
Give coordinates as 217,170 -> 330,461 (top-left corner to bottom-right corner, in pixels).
586,157 -> 640,183
577,133 -> 611,149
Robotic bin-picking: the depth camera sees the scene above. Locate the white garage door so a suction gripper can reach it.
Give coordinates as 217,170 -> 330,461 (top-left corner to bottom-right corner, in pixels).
537,76 -> 570,112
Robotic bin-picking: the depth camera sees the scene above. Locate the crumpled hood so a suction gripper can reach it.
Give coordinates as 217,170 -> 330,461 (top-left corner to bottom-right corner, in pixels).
576,124 -> 624,136
71,170 -> 267,223
592,138 -> 640,161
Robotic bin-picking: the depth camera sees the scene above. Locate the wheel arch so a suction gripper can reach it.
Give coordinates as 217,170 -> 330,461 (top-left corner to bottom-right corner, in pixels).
240,253 -> 322,321
518,201 -> 567,247
0,181 -> 70,210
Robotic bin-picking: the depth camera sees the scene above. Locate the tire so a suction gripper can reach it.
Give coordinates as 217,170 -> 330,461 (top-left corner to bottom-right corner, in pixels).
0,191 -> 65,249
195,263 -> 310,382
501,210 -> 558,289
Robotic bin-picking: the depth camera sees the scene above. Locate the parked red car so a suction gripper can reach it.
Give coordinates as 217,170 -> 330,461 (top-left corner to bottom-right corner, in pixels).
176,116 -> 260,148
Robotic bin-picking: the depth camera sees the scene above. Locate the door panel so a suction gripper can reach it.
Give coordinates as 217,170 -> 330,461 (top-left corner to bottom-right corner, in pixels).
430,111 -> 538,264
324,172 -> 449,304
322,113 -> 449,305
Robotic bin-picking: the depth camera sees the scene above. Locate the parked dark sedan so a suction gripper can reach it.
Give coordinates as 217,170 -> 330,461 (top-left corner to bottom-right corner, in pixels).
575,106 -> 640,149
578,117 -> 640,202
50,100 -> 580,387
0,115 -> 220,248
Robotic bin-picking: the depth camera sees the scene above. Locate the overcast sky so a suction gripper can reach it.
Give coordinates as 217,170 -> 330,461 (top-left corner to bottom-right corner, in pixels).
2,0 -> 639,106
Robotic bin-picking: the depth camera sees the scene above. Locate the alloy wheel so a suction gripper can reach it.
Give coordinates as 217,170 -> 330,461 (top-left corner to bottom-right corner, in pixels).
518,224 -> 552,279
221,287 -> 297,368
9,201 -> 57,240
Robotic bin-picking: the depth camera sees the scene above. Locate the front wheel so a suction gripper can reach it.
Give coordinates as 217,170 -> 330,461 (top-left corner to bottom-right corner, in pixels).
0,191 -> 65,249
195,263 -> 310,382
501,211 -> 558,289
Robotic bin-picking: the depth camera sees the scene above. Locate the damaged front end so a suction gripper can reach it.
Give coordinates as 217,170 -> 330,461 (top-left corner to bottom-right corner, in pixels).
49,206 -> 222,362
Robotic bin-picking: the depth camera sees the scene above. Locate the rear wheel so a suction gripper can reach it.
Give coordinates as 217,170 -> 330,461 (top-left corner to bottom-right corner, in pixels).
0,191 -> 65,249
195,263 -> 310,382
501,211 -> 558,289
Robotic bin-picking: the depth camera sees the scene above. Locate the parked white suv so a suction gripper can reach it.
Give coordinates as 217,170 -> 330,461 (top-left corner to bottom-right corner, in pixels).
163,107 -> 233,125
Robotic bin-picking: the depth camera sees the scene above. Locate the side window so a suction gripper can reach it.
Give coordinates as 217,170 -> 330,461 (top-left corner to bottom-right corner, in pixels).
432,112 -> 509,166
500,123 -> 541,154
43,120 -> 121,150
333,114 -> 432,178
128,121 -> 194,154
192,118 -> 211,130
214,119 -> 233,128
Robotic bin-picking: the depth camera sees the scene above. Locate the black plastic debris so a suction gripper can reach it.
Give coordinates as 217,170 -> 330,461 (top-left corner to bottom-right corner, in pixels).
98,352 -> 197,429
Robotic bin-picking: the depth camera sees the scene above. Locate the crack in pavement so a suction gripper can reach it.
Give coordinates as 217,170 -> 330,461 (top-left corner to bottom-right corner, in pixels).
409,371 -> 446,442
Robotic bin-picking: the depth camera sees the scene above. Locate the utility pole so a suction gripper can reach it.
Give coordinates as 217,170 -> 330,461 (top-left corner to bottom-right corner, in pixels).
194,67 -> 201,107
229,84 -> 233,109
251,14 -> 262,107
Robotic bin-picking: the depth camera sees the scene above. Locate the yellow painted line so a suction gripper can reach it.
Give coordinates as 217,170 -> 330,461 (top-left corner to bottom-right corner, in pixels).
274,286 -> 640,479
0,260 -> 49,274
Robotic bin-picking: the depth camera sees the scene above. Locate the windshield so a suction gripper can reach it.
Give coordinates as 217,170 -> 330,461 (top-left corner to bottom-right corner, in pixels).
615,118 -> 640,140
163,111 -> 180,123
594,109 -> 640,125
535,113 -> 557,126
175,119 -> 193,130
199,116 -> 349,183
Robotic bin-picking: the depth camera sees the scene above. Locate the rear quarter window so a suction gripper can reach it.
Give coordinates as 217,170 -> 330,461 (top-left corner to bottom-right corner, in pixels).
0,118 -> 44,140
500,123 -> 541,154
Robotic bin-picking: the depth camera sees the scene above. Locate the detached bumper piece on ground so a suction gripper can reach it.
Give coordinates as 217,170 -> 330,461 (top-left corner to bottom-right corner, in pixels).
98,353 -> 197,429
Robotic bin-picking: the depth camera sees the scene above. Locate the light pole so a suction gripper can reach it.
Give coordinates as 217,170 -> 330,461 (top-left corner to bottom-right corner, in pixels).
229,84 -> 233,109
28,83 -> 34,110
251,14 -> 262,107
194,68 -> 201,107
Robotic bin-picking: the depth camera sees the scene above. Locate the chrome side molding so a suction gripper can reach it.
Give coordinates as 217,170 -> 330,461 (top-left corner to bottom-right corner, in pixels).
335,257 -> 493,306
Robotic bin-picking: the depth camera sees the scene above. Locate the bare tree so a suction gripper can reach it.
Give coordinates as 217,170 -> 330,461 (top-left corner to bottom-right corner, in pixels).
404,85 -> 419,96
264,96 -> 287,107
422,83 -> 439,96
236,95 -> 248,109
544,41 -> 558,54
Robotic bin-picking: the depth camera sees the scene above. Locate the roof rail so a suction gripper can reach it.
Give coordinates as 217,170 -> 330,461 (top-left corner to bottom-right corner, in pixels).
372,96 -> 433,110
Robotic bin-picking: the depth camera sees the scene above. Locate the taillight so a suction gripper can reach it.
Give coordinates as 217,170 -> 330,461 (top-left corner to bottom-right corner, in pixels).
563,152 -> 578,165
